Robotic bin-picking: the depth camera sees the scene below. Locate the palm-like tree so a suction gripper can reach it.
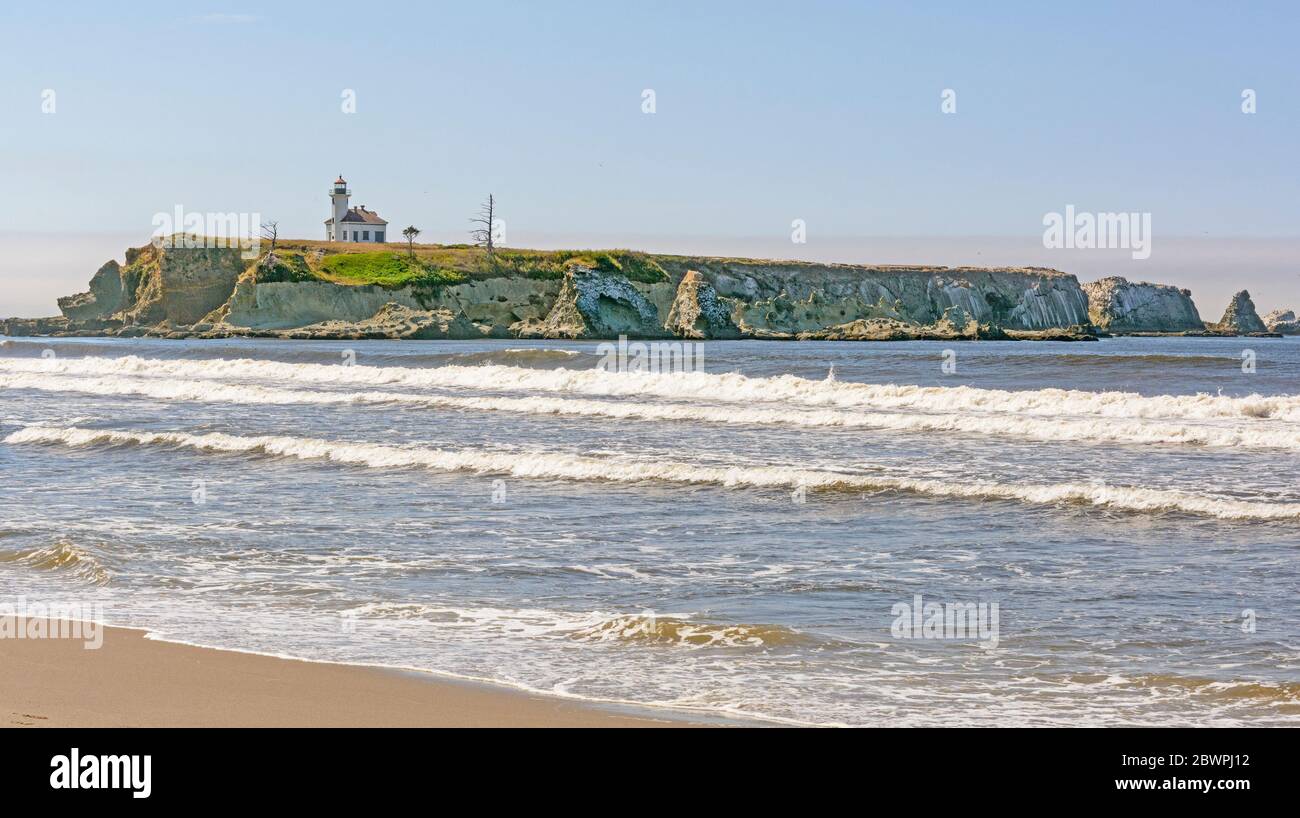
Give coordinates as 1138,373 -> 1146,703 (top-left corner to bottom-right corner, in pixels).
402,225 -> 421,258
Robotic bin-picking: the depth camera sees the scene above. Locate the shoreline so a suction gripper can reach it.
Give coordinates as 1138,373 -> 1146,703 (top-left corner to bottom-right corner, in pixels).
4,327 -> 1294,341
4,325 -> 1101,342
0,620 -> 703,728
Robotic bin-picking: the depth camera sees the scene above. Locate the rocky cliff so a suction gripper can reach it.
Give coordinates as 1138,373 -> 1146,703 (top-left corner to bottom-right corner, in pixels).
1081,276 -> 1204,333
1210,290 -> 1269,335
6,239 -> 1104,341
39,241 -> 246,335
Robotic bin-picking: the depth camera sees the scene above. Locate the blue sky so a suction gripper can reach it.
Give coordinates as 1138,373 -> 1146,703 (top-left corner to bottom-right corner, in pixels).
1,1 -> 1298,315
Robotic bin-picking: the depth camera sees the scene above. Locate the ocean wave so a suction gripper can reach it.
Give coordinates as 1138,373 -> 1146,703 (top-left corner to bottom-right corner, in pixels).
1056,672 -> 1300,706
0,539 -> 112,585
1028,353 -> 1248,368
7,354 -> 1300,422
321,347 -> 584,369
0,340 -> 584,368
340,601 -> 805,649
452,348 -> 584,366
7,370 -> 1300,451
569,614 -> 810,648
7,424 -> 1299,521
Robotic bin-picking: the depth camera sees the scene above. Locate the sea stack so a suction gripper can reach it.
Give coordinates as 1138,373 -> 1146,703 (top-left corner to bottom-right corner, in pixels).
1213,290 -> 1267,335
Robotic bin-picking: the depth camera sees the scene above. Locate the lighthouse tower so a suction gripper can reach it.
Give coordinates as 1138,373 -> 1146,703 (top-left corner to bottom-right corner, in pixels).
324,175 -> 388,242
327,176 -> 350,240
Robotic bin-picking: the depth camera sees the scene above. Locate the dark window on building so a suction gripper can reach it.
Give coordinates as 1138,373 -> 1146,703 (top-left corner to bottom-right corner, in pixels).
376,232 -> 384,242
363,230 -> 370,240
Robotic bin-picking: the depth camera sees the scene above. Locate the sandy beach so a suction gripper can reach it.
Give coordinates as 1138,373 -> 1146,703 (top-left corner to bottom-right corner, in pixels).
0,620 -> 691,728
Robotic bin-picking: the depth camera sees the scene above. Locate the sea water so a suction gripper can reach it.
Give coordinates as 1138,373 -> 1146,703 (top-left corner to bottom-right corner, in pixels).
1,335 -> 1297,725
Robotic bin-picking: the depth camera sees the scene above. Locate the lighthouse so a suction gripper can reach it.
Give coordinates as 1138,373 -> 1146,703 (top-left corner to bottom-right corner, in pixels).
324,175 -> 388,243
328,176 -> 350,238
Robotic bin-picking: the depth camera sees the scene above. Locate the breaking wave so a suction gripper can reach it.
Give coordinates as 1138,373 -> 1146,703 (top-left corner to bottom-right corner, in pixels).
8,424 -> 1300,521
569,614 -> 810,648
6,354 -> 1300,422
6,370 -> 1300,451
1057,672 -> 1300,706
0,539 -> 112,586
448,348 -> 585,367
339,601 -> 810,649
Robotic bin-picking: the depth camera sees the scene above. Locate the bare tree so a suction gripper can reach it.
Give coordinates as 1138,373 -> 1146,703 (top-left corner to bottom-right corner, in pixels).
469,194 -> 497,256
260,220 -> 279,253
402,225 -> 421,258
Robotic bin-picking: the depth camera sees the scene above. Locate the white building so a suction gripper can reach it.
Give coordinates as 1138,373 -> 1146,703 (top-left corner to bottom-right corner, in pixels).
325,176 -> 388,243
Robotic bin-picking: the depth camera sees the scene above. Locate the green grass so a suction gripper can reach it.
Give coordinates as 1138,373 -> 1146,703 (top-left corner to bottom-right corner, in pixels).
235,242 -> 673,289
316,251 -> 468,289
600,251 -> 667,283
489,251 -> 570,280
489,250 -> 667,283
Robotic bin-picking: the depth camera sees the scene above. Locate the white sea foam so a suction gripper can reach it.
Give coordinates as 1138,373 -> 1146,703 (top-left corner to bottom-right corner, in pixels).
5,354 -> 1300,422
8,424 -> 1299,520
340,601 -> 792,648
5,370 -> 1300,451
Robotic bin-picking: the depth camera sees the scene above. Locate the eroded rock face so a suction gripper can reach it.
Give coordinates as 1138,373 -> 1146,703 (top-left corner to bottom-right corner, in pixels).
715,265 -> 1090,335
530,266 -> 668,339
665,271 -> 741,339
276,303 -> 484,340
223,279 -> 418,329
54,244 -> 245,328
1214,290 -> 1268,334
4,316 -> 73,336
212,271 -> 559,337
58,260 -> 125,320
1264,309 -> 1300,334
797,306 -> 989,341
124,244 -> 247,327
1081,276 -> 1204,332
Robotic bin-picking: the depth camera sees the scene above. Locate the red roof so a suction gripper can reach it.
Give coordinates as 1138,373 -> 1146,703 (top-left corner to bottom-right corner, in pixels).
325,206 -> 387,225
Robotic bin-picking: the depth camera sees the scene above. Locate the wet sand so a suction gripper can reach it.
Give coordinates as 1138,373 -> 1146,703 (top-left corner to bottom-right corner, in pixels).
0,620 -> 694,728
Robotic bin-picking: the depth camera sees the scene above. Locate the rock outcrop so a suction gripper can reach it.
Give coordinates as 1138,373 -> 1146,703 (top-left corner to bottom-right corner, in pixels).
526,266 -> 669,339
713,264 -> 1089,335
54,241 -> 246,329
4,316 -> 75,336
1081,276 -> 1204,333
1263,309 -> 1300,335
664,270 -> 741,339
1211,290 -> 1268,335
263,303 -> 484,340
57,260 -> 126,320
797,316 -> 987,341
